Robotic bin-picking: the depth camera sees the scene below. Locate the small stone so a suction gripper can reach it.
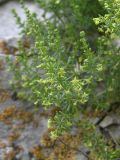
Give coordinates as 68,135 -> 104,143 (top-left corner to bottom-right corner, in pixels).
90,117 -> 100,125
107,125 -> 120,145
6,37 -> 18,48
99,115 -> 119,128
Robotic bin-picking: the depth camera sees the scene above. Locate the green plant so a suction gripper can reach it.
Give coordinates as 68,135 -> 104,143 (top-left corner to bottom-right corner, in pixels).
7,0 -> 120,139
35,0 -> 106,50
76,118 -> 120,160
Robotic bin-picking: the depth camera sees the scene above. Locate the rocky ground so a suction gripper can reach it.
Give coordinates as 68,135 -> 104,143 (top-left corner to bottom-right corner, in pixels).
0,1 -> 120,160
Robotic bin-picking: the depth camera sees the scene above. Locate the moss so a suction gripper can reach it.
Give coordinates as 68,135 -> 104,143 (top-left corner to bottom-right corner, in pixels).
0,89 -> 10,103
0,105 -> 33,124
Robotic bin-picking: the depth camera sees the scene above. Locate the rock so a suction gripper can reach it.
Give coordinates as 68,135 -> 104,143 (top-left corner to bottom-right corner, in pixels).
89,117 -> 100,125
16,151 -> 30,160
6,37 -> 19,49
75,145 -> 89,160
99,114 -> 120,128
107,125 -> 120,146
16,117 -> 48,151
99,106 -> 120,145
0,99 -> 48,158
0,1 -> 47,39
0,1 -> 51,56
114,39 -> 120,48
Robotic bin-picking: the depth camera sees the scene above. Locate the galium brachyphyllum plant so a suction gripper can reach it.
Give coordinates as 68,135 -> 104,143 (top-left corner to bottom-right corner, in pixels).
8,0 -> 120,138
35,0 -> 106,51
93,0 -> 120,105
